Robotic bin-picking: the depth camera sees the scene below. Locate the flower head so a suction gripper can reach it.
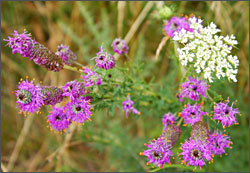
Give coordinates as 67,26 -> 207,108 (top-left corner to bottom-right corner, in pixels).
122,95 -> 140,118
4,30 -> 64,72
81,67 -> 102,87
180,138 -> 212,169
191,121 -> 209,142
112,38 -> 129,55
15,79 -> 44,114
41,87 -> 64,105
162,113 -> 176,130
161,124 -> 181,147
177,76 -> 208,102
142,137 -> 173,168
213,99 -> 239,128
47,107 -> 71,131
208,131 -> 232,155
55,44 -> 77,65
93,46 -> 115,70
181,104 -> 207,125
62,81 -> 86,100
65,96 -> 92,123
164,16 -> 193,38
173,17 -> 239,82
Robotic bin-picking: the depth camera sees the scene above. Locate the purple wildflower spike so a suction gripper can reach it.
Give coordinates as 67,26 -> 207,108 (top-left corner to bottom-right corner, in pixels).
161,124 -> 181,147
177,76 -> 208,102
141,137 -> 173,168
181,104 -> 207,125
164,16 -> 193,38
62,81 -> 86,100
4,30 -> 64,72
47,107 -> 71,132
213,99 -> 239,128
180,137 -> 212,169
81,67 -> 102,87
41,86 -> 64,106
122,95 -> 140,118
112,38 -> 129,55
191,121 -> 209,142
208,131 -> 232,155
65,96 -> 92,123
162,113 -> 176,130
93,46 -> 115,70
55,44 -> 77,65
15,79 -> 44,114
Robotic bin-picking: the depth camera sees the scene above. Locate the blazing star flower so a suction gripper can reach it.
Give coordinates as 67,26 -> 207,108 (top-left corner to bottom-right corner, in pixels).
4,30 -> 64,72
55,44 -> 77,65
93,46 -> 115,70
164,16 -> 193,38
177,76 -> 208,102
208,131 -> 232,155
15,79 -> 44,114
161,125 -> 181,147
162,113 -> 176,130
141,137 -> 173,168
173,17 -> 239,82
65,96 -> 92,124
62,81 -> 86,100
180,104 -> 207,125
81,67 -> 102,87
47,107 -> 71,132
122,95 -> 140,118
213,99 -> 239,128
179,138 -> 213,169
112,38 -> 129,55
41,87 -> 64,105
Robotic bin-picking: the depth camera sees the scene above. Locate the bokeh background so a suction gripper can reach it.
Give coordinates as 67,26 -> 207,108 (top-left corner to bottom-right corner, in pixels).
1,1 -> 249,172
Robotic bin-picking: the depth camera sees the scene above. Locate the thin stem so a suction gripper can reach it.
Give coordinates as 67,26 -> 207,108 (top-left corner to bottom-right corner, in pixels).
177,117 -> 183,126
73,61 -> 84,67
150,164 -> 195,172
64,65 -> 81,73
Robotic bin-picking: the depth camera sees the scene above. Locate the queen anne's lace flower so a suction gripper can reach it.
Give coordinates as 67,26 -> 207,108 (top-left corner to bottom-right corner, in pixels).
141,137 -> 173,168
173,17 -> 239,82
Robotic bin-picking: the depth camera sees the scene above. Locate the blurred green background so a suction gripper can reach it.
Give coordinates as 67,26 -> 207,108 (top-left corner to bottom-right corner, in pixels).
1,1 -> 249,172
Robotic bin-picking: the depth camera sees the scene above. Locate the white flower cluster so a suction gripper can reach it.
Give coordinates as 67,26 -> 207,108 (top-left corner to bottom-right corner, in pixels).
173,17 -> 239,82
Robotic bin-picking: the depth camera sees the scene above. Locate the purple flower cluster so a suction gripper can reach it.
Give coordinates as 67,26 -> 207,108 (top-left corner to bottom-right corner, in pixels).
213,99 -> 239,128
112,38 -> 129,55
55,44 -> 77,65
162,113 -> 176,130
180,104 -> 207,125
93,46 -> 115,70
141,137 -> 173,168
47,107 -> 70,131
4,30 -> 65,72
177,76 -> 208,102
41,87 -> 64,106
62,81 -> 86,100
164,16 -> 193,38
81,67 -> 102,87
122,95 -> 140,118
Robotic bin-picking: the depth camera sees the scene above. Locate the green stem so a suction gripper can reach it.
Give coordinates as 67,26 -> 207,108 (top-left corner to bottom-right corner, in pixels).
73,61 -> 84,67
64,65 -> 81,73
150,164 -> 195,172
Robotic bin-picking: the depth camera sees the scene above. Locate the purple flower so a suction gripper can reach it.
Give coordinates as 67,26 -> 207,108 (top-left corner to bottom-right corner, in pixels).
161,125 -> 181,147
41,87 -> 64,105
208,131 -> 232,155
62,81 -> 86,100
55,44 -> 77,65
122,95 -> 140,118
112,38 -> 129,55
164,16 -> 193,38
93,46 -> 115,70
4,30 -> 64,72
191,121 -> 209,142
141,137 -> 173,168
47,107 -> 71,132
65,96 -> 92,123
162,113 -> 176,130
180,104 -> 207,125
179,138 -> 212,169
213,99 -> 239,128
81,67 -> 102,87
15,79 -> 44,114
177,76 -> 208,102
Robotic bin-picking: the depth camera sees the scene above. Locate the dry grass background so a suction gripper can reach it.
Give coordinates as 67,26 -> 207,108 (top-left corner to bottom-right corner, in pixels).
1,1 -> 249,172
